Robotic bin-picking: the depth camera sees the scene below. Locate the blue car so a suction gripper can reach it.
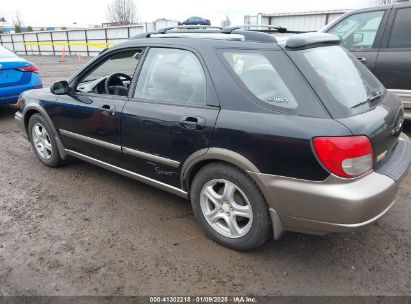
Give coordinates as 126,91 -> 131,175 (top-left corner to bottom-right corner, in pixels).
0,45 -> 42,104
181,16 -> 211,26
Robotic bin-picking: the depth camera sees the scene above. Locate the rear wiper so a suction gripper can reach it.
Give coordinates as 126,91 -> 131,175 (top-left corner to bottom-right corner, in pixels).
351,91 -> 384,109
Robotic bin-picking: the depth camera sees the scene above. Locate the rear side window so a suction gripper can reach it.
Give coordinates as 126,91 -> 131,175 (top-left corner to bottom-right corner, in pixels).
289,45 -> 385,118
328,10 -> 384,49
220,50 -> 327,118
388,7 -> 411,48
223,52 -> 297,110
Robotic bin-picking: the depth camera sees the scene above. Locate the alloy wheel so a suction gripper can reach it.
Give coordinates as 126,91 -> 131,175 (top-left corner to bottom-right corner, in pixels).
31,122 -> 52,160
200,179 -> 253,238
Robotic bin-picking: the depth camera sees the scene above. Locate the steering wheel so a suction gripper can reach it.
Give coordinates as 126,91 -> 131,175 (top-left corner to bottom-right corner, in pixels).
104,73 -> 132,95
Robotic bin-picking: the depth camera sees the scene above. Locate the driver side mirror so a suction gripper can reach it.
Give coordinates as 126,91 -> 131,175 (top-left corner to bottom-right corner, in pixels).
352,32 -> 364,44
51,81 -> 70,95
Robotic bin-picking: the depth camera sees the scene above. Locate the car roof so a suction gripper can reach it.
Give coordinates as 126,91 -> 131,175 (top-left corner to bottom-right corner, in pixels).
111,36 -> 281,52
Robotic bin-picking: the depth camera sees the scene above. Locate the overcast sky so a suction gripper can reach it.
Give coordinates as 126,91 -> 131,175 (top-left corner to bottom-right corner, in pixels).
1,0 -> 372,27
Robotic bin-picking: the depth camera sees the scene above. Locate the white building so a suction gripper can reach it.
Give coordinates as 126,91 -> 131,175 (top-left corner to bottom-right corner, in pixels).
244,10 -> 349,32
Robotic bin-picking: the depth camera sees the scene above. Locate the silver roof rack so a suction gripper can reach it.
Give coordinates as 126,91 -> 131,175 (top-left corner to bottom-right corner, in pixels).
131,24 -> 310,43
222,25 -> 310,34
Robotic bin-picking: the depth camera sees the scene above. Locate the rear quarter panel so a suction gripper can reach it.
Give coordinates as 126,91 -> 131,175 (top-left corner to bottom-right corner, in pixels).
212,110 -> 352,181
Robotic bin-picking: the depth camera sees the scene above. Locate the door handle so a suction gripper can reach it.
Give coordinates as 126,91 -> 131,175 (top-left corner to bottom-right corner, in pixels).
357,57 -> 367,64
99,104 -> 116,116
180,116 -> 206,130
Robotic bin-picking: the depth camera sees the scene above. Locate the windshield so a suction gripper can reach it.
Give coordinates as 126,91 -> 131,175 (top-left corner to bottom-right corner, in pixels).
290,45 -> 385,118
0,46 -> 18,59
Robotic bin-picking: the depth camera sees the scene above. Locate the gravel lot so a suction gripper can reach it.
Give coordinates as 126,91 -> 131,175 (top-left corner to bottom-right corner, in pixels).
0,55 -> 410,296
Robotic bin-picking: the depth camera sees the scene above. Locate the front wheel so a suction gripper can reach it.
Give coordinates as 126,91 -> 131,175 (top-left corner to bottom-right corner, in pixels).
28,113 -> 63,167
190,163 -> 272,251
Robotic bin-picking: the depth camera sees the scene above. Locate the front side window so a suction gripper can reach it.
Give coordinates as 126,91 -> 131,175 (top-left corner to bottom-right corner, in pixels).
328,11 -> 384,49
76,49 -> 142,96
388,7 -> 411,48
223,52 -> 298,110
134,48 -> 207,105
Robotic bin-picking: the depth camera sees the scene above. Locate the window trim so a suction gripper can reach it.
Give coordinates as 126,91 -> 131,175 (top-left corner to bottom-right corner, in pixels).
326,9 -> 389,51
128,45 -> 219,108
68,47 -> 146,100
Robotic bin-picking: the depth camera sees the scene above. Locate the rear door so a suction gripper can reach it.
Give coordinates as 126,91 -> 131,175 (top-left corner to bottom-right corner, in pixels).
326,8 -> 390,71
373,5 -> 411,112
122,47 -> 219,187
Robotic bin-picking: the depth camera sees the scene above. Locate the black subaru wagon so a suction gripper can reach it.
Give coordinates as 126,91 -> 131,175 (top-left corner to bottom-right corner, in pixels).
15,26 -> 411,250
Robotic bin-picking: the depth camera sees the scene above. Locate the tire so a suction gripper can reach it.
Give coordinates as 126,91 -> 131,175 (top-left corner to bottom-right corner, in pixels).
190,162 -> 272,251
28,113 -> 63,168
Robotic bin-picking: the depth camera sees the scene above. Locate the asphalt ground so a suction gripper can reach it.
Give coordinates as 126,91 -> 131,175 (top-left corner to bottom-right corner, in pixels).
0,55 -> 409,296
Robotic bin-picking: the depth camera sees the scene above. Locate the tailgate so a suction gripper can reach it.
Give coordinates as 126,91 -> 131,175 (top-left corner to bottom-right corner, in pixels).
336,91 -> 404,168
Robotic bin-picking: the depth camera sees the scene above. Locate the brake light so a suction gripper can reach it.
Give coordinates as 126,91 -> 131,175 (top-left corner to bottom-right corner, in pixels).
17,65 -> 39,73
313,136 -> 374,178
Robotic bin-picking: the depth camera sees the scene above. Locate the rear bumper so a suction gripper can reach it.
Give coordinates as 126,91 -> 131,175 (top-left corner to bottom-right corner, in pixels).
388,89 -> 411,120
0,94 -> 20,104
0,86 -> 42,104
0,73 -> 42,105
251,133 -> 411,236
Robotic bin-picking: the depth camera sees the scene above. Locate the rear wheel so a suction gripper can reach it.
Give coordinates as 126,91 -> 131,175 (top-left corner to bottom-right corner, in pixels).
28,113 -> 63,167
191,163 -> 272,251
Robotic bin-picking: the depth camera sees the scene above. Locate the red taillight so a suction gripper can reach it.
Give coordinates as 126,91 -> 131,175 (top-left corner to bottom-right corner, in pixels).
313,136 -> 374,178
17,65 -> 39,73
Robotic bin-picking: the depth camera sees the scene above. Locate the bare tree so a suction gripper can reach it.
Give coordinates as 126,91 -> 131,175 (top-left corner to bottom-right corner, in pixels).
13,11 -> 23,33
107,0 -> 137,25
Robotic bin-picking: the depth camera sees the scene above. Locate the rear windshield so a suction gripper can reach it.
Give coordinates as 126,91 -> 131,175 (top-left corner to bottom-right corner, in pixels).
289,45 -> 385,118
0,46 -> 18,58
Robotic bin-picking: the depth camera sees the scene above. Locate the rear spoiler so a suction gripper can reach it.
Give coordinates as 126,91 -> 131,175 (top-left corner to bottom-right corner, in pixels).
285,33 -> 341,49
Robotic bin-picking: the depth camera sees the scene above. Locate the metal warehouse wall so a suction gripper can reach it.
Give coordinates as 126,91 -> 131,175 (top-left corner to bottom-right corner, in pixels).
262,13 -> 344,31
0,20 -> 178,56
